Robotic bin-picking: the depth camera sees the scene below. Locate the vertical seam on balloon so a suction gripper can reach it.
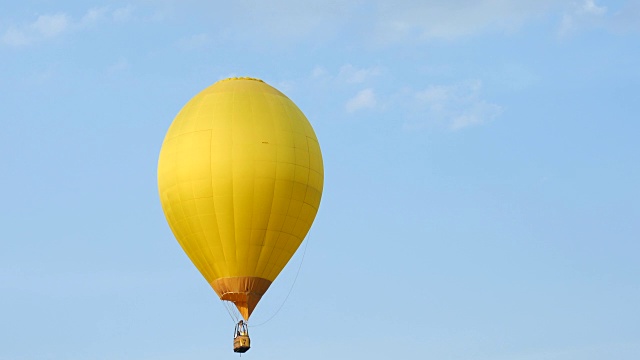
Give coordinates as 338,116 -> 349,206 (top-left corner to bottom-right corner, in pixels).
209,90 -> 233,278
254,91 -> 278,278
260,93 -> 290,278
250,90 -> 276,276
279,106 -> 310,278
269,134 -> 312,280
292,135 -> 314,256
273,97 -> 298,278
202,126 -> 221,278
159,149 -> 186,263
264,99 -> 299,280
244,89 -> 257,277
229,82 -> 238,276
190,106 -> 215,278
188,101 -> 217,281
208,95 -> 226,281
171,134 -> 202,280
218,85 -> 232,276
260,95 -> 292,280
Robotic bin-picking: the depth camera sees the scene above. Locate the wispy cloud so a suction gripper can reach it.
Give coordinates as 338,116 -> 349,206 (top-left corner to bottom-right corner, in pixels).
338,64 -> 382,84
409,80 -> 502,131
2,13 -> 70,46
610,1 -> 640,33
346,88 -> 377,113
231,1 -> 360,43
311,64 -> 382,84
582,0 -> 607,15
310,65 -> 500,129
311,66 -> 329,80
558,0 -> 608,37
32,13 -> 70,38
374,0 -> 631,43
119,0 -> 636,49
1,27 -> 31,46
372,1 -> 563,43
1,6 -> 135,47
80,7 -> 110,26
112,5 -> 135,22
107,57 -> 130,74
308,65 -> 381,113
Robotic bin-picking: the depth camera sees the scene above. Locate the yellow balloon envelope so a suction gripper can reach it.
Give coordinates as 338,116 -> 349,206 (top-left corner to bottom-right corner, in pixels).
157,77 -> 323,320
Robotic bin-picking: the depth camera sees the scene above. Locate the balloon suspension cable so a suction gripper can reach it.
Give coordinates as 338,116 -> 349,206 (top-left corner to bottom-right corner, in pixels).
222,299 -> 240,323
249,232 -> 311,328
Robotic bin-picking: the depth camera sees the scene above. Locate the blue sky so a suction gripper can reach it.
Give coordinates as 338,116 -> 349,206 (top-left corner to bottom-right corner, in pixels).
1,1 -> 639,359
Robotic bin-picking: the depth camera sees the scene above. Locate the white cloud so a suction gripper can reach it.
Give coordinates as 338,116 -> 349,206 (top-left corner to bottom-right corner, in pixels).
131,0 -> 632,47
107,57 -> 130,74
346,88 -> 376,113
1,27 -> 30,46
233,1 -> 359,43
1,13 -> 70,46
310,64 -> 381,86
449,102 -> 502,130
558,0 -> 608,37
610,1 -> 640,32
79,5 -> 135,25
81,7 -> 109,26
2,6 -> 135,47
80,6 -> 135,26
411,80 -> 502,131
31,13 -> 69,38
112,5 -> 135,22
582,0 -> 607,15
310,66 -> 500,128
558,14 -> 575,37
372,0 -> 564,43
311,66 -> 329,79
338,64 -> 382,84
225,0 -> 577,44
370,0 -> 629,43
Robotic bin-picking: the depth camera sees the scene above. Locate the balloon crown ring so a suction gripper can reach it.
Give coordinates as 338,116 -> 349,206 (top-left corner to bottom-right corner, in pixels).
217,76 -> 264,83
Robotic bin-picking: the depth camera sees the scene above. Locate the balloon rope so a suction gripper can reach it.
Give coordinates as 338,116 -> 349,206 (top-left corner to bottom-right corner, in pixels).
221,300 -> 239,323
249,233 -> 311,328
230,302 -> 241,322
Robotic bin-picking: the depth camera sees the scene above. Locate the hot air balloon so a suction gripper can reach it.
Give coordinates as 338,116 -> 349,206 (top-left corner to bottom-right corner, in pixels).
157,77 -> 323,353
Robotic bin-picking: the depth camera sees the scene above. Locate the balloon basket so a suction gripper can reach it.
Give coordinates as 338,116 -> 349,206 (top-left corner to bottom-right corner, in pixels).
233,321 -> 251,353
